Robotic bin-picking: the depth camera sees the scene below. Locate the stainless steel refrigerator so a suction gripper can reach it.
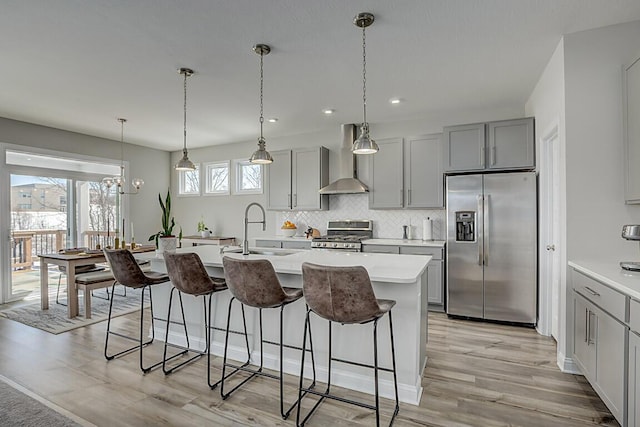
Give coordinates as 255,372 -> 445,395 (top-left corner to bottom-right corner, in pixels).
446,172 -> 537,324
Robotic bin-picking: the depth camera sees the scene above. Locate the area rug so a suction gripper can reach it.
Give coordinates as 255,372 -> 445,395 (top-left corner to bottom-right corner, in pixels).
0,374 -> 88,427
0,288 -> 149,335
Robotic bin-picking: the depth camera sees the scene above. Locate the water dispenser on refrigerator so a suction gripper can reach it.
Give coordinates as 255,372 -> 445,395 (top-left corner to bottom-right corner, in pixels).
455,211 -> 475,242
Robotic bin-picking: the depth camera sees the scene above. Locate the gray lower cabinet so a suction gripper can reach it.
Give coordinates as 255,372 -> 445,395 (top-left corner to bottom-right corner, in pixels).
255,240 -> 282,248
572,290 -> 626,424
443,117 -> 534,172
630,330 -> 640,427
256,239 -> 311,250
362,244 -> 445,310
266,147 -> 329,211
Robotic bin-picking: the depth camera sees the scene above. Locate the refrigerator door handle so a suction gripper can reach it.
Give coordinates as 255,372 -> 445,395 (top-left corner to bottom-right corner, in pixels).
484,194 -> 490,266
477,194 -> 484,265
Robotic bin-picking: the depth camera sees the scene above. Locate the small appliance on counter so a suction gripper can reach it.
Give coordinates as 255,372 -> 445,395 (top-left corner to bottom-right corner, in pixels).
620,225 -> 640,271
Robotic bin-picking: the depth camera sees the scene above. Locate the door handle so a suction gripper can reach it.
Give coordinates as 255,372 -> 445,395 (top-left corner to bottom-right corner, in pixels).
584,307 -> 589,343
546,244 -> 556,251
477,195 -> 483,265
400,189 -> 404,206
587,310 -> 595,345
483,194 -> 490,266
480,146 -> 486,167
490,146 -> 496,166
584,286 -> 600,297
408,189 -> 412,205
293,194 -> 297,208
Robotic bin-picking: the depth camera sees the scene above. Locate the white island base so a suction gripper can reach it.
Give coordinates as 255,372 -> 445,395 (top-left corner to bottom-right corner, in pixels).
149,245 -> 430,405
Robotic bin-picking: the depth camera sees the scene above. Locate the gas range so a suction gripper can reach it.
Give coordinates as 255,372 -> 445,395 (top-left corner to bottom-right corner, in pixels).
311,220 -> 373,251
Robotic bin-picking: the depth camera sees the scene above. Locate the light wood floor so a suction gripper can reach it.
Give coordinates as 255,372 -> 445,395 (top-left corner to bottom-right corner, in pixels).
0,311 -> 618,426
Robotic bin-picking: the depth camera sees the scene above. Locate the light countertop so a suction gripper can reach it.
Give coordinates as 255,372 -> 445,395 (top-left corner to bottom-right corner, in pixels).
151,244 -> 430,284
363,239 -> 446,248
569,260 -> 640,301
255,236 -> 445,248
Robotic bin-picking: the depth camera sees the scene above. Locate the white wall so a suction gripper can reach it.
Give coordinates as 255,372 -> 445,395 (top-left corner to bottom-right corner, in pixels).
525,40 -> 568,362
0,117 -> 171,245
169,105 -> 524,242
564,21 -> 640,263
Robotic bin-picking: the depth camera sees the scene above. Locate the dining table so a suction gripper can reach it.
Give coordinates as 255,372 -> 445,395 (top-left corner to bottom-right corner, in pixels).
38,246 -> 155,318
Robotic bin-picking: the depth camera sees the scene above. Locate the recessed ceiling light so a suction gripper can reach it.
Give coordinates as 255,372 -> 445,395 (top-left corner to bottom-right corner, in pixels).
390,98 -> 402,104
323,109 -> 335,115
268,118 -> 278,123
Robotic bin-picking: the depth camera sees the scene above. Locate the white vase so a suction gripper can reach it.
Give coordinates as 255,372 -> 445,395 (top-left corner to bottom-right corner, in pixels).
200,230 -> 211,238
157,236 -> 177,254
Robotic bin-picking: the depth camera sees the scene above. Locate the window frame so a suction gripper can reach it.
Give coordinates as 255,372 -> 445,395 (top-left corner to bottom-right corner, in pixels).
203,161 -> 230,196
233,159 -> 263,195
177,163 -> 201,196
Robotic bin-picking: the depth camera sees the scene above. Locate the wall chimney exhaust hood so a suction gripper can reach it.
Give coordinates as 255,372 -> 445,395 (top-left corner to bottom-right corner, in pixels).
319,124 -> 369,194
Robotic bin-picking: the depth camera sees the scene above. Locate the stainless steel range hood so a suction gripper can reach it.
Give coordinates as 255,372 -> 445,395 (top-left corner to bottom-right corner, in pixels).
319,124 -> 368,194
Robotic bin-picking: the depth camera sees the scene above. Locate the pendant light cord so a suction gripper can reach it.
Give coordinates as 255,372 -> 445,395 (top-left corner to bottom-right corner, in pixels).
259,50 -> 264,140
183,71 -> 188,152
362,22 -> 367,127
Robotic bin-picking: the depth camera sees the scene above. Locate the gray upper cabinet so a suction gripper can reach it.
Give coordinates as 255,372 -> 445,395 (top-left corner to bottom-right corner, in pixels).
443,123 -> 486,172
624,54 -> 640,204
405,134 -> 444,208
369,138 -> 404,209
368,135 -> 444,209
488,118 -> 535,170
266,150 -> 292,210
444,118 -> 535,173
266,146 -> 329,211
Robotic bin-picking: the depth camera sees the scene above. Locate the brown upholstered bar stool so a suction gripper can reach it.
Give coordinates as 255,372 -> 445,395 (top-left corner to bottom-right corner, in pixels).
103,249 -> 187,374
297,262 -> 400,427
220,256 -> 316,420
162,252 -> 246,384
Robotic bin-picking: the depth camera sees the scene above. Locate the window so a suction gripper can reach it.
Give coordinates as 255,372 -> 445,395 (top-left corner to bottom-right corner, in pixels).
204,161 -> 230,195
234,160 -> 263,194
178,164 -> 200,195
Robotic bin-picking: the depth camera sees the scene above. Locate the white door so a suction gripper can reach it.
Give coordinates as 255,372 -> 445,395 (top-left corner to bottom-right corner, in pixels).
540,126 -> 561,339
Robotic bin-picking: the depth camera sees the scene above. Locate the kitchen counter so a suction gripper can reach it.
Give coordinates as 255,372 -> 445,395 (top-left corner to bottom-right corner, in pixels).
568,260 -> 640,300
363,238 -> 446,248
150,245 -> 430,405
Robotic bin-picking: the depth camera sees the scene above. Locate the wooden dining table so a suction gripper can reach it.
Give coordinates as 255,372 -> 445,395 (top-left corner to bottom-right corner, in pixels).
38,247 -> 155,318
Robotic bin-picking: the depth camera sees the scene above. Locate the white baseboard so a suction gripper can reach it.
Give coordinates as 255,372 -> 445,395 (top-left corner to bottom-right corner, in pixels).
158,327 -> 422,405
557,350 -> 580,374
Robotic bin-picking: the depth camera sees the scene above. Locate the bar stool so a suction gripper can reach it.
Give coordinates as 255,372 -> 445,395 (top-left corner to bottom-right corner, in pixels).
297,262 -> 400,427
103,248 -> 187,374
162,252 -> 242,385
220,256 -> 316,420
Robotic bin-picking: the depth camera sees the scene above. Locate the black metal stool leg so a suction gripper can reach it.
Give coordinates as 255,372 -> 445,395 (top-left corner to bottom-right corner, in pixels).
104,281 -> 118,360
161,288 -> 199,375
374,318 -> 380,427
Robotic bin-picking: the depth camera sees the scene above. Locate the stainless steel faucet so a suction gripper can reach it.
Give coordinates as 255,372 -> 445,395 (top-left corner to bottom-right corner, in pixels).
243,202 -> 266,255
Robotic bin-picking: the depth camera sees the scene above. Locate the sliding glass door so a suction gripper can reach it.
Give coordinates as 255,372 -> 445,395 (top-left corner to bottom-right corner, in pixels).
9,174 -> 69,300
2,148 -> 121,303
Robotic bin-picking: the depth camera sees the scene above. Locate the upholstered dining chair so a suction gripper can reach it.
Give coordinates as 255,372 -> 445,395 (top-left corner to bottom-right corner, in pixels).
297,262 -> 400,427
220,256 -> 316,420
103,248 -> 187,374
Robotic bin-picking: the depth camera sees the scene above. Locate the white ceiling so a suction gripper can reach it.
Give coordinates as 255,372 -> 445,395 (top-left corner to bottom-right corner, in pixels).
3,0 -> 640,151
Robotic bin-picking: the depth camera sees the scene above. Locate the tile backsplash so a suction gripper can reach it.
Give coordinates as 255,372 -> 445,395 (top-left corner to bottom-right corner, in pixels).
275,194 -> 445,240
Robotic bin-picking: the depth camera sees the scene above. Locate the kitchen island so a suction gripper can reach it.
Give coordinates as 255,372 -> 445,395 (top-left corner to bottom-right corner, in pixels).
149,245 -> 430,405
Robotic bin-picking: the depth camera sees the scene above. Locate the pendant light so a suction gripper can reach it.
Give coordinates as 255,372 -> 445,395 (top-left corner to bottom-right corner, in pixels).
102,118 -> 144,194
352,12 -> 379,155
249,44 -> 273,164
175,67 -> 197,171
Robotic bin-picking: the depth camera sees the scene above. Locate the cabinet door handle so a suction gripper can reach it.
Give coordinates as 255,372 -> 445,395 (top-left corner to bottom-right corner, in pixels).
480,146 -> 486,167
491,146 -> 496,166
400,189 -> 404,206
584,286 -> 600,297
408,189 -> 412,205
293,194 -> 297,208
587,310 -> 595,345
584,307 -> 589,343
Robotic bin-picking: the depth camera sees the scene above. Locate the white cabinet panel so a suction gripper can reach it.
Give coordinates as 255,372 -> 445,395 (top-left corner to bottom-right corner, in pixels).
369,138 -> 404,209
443,123 -> 485,172
266,150 -> 292,210
487,118 -> 534,170
405,134 -> 443,208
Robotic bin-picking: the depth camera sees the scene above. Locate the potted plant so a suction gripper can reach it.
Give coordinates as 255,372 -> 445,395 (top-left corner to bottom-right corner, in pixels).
197,218 -> 211,238
148,190 -> 177,254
